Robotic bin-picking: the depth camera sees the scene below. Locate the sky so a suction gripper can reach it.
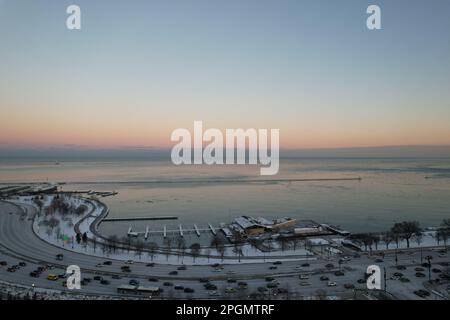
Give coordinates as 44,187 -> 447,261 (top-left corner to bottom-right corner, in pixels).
0,0 -> 450,151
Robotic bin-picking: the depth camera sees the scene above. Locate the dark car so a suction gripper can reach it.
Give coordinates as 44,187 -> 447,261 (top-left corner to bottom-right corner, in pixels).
174,285 -> 184,290
375,259 -> 383,263
204,283 -> 217,290
100,279 -> 110,285
334,271 -> 345,276
0,261 -> 7,266
393,272 -> 404,277
265,276 -> 275,282
93,276 -> 103,281
273,261 -> 282,265
18,262 -> 27,267
148,277 -> 158,282
146,263 -> 155,267
227,278 -> 237,283
129,279 -> 139,286
414,290 -> 430,298
121,266 -> 131,272
199,278 -> 209,283
103,261 -> 112,265
357,279 -> 366,284
29,271 -> 39,278
415,272 -> 426,278
344,283 -> 355,289
325,263 -> 334,269
269,266 -> 277,270
396,265 -> 406,270
169,271 -> 178,275
163,282 -> 173,287
83,278 -> 92,283
112,274 -> 121,279
432,268 -> 442,273
320,276 -> 329,281
301,263 -> 310,267
7,267 -> 15,272
184,288 -> 194,293
415,267 -> 425,272
177,265 -> 187,271
439,262 -> 449,267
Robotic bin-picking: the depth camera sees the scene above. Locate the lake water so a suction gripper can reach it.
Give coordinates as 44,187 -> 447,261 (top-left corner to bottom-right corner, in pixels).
1,158 -> 450,236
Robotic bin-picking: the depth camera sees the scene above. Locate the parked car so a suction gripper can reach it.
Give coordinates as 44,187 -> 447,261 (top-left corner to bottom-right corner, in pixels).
334,271 -> 344,276
414,290 -> 430,298
184,288 -> 194,293
56,254 -> 64,261
169,271 -> 178,275
227,278 -> 237,283
269,266 -> 278,270
396,265 -> 406,270
327,281 -> 337,287
344,283 -> 355,289
163,282 -> 173,287
415,272 -> 426,278
18,262 -> 27,267
174,285 -> 184,290
325,263 -> 334,269
0,261 -> 7,266
125,260 -> 134,264
29,271 -> 39,278
103,261 -> 112,265
432,268 -> 442,273
148,277 -> 158,282
93,276 -> 102,281
47,274 -> 58,281
273,261 -> 282,265
146,263 -> 155,267
129,279 -> 139,286
301,263 -> 310,267
100,279 -> 110,285
177,265 -> 187,271
112,275 -> 121,279
320,276 -> 329,281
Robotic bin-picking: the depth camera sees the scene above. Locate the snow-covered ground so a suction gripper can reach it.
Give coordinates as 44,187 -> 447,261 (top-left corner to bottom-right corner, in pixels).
10,195 -> 315,265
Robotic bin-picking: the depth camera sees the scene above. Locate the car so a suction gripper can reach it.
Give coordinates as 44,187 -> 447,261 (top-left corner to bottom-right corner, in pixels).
148,277 -> 158,282
439,262 -> 449,267
225,287 -> 236,293
199,278 -> 209,283
301,263 -> 310,267
103,261 -> 112,265
299,274 -> 309,280
125,260 -> 134,264
266,283 -> 277,288
342,256 -> 351,261
177,265 -> 187,271
396,265 -> 406,270
227,278 -> 237,283
56,254 -> 64,261
422,263 -> 431,268
58,273 -> 68,279
344,283 -> 355,289
325,263 -> 334,269
163,282 -> 173,287
415,272 -> 426,278
375,259 -> 384,263
211,263 -> 221,268
47,274 -> 58,281
399,277 -> 410,283
0,261 -> 7,266
238,281 -> 248,288
357,279 -> 366,284
112,274 -> 121,279
129,279 -> 139,286
415,267 -> 425,272
432,268 -> 442,273
208,291 -> 219,296
273,261 -> 282,265
265,277 -> 275,282
174,285 -> 184,290
29,271 -> 39,278
257,286 -> 268,292
393,272 -> 404,277
299,281 -> 311,286
277,288 -> 288,294
334,271 -> 344,276
18,262 -> 27,267
204,283 -> 217,290
414,289 -> 430,298
95,263 -> 104,268
83,278 -> 92,283
269,266 -> 278,270
327,281 -> 337,287
100,279 -> 110,285
184,288 -> 194,293
169,271 -> 178,275
7,267 -> 16,272
46,264 -> 54,270
93,276 -> 102,281
146,263 -> 155,267
320,276 -> 329,281
226,270 -> 236,275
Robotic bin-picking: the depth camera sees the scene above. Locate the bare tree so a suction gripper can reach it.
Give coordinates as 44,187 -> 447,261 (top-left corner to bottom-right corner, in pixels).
391,221 -> 421,248
190,243 -> 201,263
147,242 -> 158,261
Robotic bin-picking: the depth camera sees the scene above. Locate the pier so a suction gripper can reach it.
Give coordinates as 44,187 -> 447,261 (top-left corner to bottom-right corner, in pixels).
103,216 -> 178,222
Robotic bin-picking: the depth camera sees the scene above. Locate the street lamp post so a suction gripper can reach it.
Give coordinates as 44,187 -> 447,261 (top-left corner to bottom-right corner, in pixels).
426,255 -> 433,283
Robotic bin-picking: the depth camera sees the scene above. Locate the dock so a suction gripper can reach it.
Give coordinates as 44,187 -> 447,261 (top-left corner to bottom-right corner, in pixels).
193,224 -> 200,237
208,223 -> 216,235
103,216 -> 178,222
179,224 -> 183,237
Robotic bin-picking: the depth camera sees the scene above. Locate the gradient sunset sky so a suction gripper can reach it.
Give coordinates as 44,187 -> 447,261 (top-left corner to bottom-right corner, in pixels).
1,0 -> 450,150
